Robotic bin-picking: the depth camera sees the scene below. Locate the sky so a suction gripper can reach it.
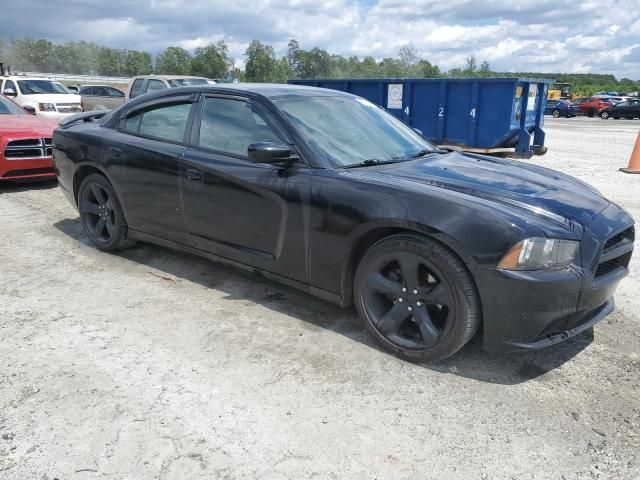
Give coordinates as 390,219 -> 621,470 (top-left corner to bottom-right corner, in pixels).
2,0 -> 639,78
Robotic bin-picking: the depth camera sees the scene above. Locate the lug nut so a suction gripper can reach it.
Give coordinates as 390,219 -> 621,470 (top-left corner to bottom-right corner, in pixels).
416,301 -> 422,307
398,298 -> 404,303
401,287 -> 407,292
407,306 -> 413,312
412,289 -> 418,294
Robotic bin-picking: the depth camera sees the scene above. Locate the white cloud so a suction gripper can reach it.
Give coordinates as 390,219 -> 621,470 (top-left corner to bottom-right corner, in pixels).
1,0 -> 639,78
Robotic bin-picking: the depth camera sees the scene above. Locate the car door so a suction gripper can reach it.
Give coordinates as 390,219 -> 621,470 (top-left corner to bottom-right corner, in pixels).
181,94 -> 311,283
104,96 -> 198,245
629,100 -> 640,118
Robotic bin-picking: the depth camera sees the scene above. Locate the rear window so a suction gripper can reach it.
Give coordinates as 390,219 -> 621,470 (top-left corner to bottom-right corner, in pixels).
147,80 -> 167,92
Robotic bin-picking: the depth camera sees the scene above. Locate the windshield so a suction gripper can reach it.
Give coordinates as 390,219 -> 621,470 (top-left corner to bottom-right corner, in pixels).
169,78 -> 209,87
18,80 -> 70,95
275,95 -> 436,167
0,95 -> 26,115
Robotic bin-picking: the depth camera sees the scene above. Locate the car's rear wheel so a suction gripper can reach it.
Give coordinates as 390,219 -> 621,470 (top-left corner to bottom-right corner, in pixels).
587,109 -> 596,118
600,111 -> 610,119
552,109 -> 560,118
78,173 -> 135,251
354,234 -> 480,362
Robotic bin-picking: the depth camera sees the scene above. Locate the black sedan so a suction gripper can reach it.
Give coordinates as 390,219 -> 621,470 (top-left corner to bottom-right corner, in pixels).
52,85 -> 634,362
599,99 -> 640,119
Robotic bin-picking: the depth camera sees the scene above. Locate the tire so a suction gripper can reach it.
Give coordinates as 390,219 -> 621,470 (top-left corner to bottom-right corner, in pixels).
613,117 -> 620,120
78,173 -> 135,251
354,234 -> 480,362
587,109 -> 596,118
600,110 -> 610,119
552,109 -> 560,118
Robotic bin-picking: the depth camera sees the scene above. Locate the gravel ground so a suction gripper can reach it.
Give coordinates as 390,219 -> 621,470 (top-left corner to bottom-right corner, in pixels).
1,116 -> 639,480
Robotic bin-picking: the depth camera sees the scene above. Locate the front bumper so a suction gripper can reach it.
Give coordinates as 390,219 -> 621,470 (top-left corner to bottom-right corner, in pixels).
0,157 -> 56,181
477,203 -> 634,354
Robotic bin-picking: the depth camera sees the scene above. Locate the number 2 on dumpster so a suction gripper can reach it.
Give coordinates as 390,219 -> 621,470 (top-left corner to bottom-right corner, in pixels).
438,107 -> 444,117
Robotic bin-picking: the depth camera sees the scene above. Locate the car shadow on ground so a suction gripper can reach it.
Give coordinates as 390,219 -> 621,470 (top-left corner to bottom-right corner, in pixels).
54,217 -> 594,386
0,179 -> 58,194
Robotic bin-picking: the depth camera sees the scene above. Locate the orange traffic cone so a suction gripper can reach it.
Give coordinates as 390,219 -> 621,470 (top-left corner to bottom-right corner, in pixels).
620,130 -> 640,174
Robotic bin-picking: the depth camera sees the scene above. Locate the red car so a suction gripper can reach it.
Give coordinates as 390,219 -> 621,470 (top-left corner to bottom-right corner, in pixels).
573,97 -> 614,117
0,94 -> 58,181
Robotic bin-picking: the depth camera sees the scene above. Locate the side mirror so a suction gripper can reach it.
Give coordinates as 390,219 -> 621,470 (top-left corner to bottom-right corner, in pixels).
23,105 -> 36,115
248,142 -> 296,165
3,88 -> 17,97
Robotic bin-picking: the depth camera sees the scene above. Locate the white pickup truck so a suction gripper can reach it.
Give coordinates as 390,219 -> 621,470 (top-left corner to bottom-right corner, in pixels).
0,76 -> 82,121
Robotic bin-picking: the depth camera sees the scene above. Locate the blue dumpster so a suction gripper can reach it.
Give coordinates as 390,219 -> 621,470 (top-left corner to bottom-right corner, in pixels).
288,78 -> 552,158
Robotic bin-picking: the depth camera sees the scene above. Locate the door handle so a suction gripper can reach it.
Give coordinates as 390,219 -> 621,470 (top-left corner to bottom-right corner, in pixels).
108,147 -> 122,157
185,168 -> 203,182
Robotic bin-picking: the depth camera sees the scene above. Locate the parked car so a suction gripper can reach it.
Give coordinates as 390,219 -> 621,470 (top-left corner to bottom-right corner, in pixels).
0,76 -> 82,120
599,99 -> 640,119
544,99 -> 578,118
126,75 -> 212,100
573,97 -> 614,117
53,85 -> 634,362
78,85 -> 126,111
0,94 -> 57,181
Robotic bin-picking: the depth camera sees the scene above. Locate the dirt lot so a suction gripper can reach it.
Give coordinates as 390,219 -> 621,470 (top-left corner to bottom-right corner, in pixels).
1,117 -> 639,480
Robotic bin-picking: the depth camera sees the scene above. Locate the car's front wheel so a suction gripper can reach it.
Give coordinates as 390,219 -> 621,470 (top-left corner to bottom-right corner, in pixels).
78,173 -> 135,251
600,110 -> 610,119
354,234 -> 480,362
552,109 -> 560,118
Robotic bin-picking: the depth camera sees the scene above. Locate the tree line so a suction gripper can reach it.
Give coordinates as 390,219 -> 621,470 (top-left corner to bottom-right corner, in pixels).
1,37 -> 638,95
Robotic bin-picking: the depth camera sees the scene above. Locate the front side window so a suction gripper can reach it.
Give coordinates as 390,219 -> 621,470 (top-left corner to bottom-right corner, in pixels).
123,102 -> 192,143
197,97 -> 282,157
17,80 -> 69,95
129,79 -> 144,98
146,80 -> 167,92
275,95 -> 436,167
108,88 -> 125,97
3,80 -> 17,93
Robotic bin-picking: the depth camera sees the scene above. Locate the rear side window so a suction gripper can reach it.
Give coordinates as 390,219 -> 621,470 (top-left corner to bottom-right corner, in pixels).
197,97 -> 282,157
3,80 -> 17,93
146,80 -> 167,93
123,103 -> 192,144
129,79 -> 144,98
108,88 -> 125,97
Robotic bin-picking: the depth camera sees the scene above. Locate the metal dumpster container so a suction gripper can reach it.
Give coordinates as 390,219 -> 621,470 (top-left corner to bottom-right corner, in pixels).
288,78 -> 552,158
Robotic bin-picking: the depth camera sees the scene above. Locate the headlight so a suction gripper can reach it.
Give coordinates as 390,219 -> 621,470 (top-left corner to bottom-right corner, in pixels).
498,238 -> 579,271
39,103 -> 57,112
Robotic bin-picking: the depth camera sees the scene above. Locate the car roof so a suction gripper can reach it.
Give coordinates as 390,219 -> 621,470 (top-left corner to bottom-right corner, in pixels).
132,75 -> 210,81
2,76 -> 62,82
201,83 -> 353,100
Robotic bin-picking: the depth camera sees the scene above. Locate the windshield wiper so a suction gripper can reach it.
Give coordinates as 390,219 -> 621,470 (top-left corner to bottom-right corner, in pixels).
409,148 -> 436,158
342,159 -> 399,169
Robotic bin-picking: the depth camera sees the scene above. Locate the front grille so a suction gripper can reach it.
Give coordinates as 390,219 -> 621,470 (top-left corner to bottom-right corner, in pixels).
56,103 -> 82,113
595,226 -> 634,278
4,138 -> 52,159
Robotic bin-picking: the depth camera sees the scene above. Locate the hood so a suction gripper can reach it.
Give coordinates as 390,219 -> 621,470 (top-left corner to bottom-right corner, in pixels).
20,93 -> 81,104
0,115 -> 57,138
357,152 -> 609,228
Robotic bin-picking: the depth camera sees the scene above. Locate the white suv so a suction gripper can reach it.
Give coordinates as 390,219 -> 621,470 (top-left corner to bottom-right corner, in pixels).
0,76 -> 82,120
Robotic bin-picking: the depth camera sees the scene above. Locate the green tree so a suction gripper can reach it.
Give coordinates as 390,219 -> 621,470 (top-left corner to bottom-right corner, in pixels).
124,50 -> 153,76
244,40 -> 278,82
416,59 -> 440,78
155,46 -> 192,75
191,41 -> 233,79
97,47 -> 121,76
479,60 -> 491,77
398,44 -> 418,73
463,55 -> 478,77
287,39 -> 302,77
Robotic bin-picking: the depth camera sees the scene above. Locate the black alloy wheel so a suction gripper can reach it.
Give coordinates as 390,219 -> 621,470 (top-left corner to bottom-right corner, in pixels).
78,173 -> 135,251
355,234 -> 479,362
